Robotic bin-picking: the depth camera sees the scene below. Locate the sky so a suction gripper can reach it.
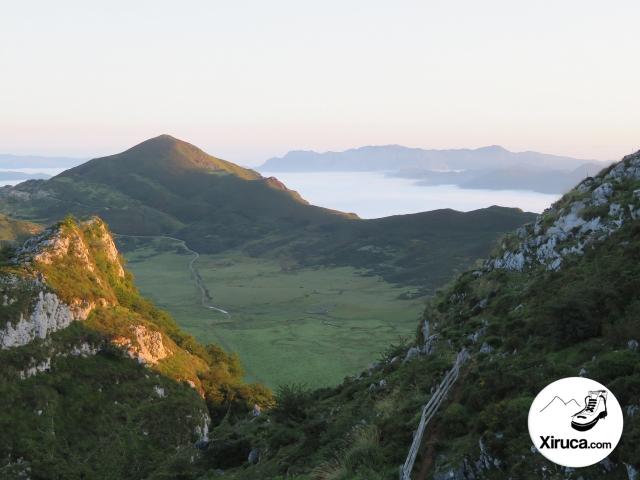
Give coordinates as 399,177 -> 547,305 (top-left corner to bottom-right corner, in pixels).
1,0 -> 639,166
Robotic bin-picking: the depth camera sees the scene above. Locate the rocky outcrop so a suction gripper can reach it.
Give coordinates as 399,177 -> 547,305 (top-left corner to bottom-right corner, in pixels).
19,357 -> 51,379
487,151 -> 640,273
1,289 -> 74,349
433,437 -> 502,480
17,216 -> 125,280
194,412 -> 211,449
1,217 -> 124,350
19,223 -> 94,271
0,274 -> 106,349
154,385 -> 167,398
112,324 -> 171,365
17,341 -> 101,379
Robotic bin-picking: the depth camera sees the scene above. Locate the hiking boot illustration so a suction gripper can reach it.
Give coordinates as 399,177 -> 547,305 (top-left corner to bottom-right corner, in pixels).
571,390 -> 607,432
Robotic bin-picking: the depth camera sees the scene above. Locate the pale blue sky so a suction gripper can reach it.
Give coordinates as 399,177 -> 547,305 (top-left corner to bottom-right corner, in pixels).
1,0 -> 639,165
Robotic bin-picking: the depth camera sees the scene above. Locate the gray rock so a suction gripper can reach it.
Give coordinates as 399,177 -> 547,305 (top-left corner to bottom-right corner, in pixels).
19,357 -> 51,379
433,464 -> 475,480
471,298 -> 488,313
592,182 -> 613,206
403,346 -> 421,363
599,457 -> 616,472
626,405 -> 639,418
609,202 -> 623,217
248,447 -> 260,464
0,290 -> 76,349
577,178 -> 595,192
626,463 -> 639,480
628,339 -> 639,352
367,362 -> 380,372
422,319 -> 430,341
547,257 -> 562,271
467,330 -> 483,344
494,251 -> 525,271
423,334 -> 438,354
479,342 -> 493,354
579,367 -> 588,377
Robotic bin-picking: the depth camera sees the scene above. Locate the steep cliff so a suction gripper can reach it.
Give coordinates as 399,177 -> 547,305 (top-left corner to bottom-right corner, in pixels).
0,216 -> 272,479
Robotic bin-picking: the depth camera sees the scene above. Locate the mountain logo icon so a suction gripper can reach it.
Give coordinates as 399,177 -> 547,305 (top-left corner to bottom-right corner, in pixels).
540,396 -> 581,413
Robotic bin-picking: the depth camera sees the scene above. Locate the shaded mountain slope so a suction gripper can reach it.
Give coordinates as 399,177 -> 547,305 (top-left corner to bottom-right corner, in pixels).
0,135 -> 536,287
0,214 -> 42,244
0,135 -> 353,241
0,217 -> 271,478
206,151 -> 640,479
283,206 -> 537,289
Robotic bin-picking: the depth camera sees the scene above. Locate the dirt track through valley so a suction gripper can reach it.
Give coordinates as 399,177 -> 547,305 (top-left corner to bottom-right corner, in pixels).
115,234 -> 231,318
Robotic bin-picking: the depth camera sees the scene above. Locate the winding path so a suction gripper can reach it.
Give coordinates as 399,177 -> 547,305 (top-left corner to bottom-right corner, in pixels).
115,234 -> 231,318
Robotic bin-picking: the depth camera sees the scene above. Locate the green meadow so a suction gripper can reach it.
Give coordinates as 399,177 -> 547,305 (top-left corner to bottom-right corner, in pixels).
121,237 -> 424,388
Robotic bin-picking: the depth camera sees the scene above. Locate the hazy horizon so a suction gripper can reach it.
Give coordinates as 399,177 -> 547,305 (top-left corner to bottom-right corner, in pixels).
2,1 -> 639,165
0,140 -> 614,169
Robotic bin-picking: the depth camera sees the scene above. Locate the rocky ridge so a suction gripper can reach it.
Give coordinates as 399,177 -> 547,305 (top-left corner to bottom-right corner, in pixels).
0,217 -> 123,349
0,218 -> 172,369
487,150 -> 640,272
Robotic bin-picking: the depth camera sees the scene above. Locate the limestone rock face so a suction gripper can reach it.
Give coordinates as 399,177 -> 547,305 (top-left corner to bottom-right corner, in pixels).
486,151 -> 640,273
0,217 -> 126,351
19,224 -> 94,271
194,412 -> 211,443
112,324 -> 170,365
1,289 -> 77,349
19,358 -> 51,379
17,216 -> 125,279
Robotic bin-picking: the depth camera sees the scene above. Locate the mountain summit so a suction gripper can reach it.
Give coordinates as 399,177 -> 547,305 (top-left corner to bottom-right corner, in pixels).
0,136 -> 535,286
0,135 -> 354,244
61,134 -> 261,182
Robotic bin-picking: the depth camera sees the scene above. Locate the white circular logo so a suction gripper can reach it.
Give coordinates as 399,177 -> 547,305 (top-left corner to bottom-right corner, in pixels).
528,377 -> 623,468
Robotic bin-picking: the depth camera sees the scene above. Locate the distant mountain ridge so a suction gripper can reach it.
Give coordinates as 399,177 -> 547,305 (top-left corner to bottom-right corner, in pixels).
0,171 -> 50,181
260,144 -> 604,172
260,145 -> 610,194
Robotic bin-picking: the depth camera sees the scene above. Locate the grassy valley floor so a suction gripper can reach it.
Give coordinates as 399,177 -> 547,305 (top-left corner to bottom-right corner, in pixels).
120,236 -> 424,388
